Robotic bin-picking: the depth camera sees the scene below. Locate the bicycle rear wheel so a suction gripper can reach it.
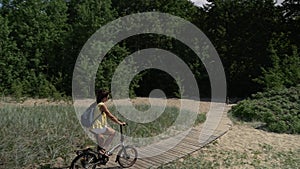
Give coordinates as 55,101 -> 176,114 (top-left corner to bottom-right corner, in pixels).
70,152 -> 97,169
117,146 -> 138,168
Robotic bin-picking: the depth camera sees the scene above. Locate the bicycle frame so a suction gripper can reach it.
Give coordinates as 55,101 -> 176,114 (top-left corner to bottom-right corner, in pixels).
107,125 -> 126,159
71,124 -> 137,169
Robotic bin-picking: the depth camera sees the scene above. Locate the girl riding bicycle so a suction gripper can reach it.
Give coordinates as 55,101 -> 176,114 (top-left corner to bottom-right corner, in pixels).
90,89 -> 126,155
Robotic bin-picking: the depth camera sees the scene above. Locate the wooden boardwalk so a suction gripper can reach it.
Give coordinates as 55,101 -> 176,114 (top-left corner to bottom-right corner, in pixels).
101,104 -> 233,169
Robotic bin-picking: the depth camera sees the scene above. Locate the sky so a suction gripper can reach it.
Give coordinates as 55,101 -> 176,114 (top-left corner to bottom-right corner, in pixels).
190,0 -> 209,7
190,0 -> 285,7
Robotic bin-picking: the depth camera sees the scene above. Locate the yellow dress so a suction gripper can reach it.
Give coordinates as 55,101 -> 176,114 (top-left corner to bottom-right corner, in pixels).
92,102 -> 107,130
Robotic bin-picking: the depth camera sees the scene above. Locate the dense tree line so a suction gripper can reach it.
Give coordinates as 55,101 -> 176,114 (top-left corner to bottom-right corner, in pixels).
0,0 -> 299,99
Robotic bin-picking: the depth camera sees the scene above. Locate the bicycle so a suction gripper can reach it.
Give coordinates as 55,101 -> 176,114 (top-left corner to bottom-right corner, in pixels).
70,125 -> 138,169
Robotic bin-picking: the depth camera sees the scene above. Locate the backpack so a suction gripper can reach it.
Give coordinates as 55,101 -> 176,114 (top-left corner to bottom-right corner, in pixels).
80,102 -> 100,127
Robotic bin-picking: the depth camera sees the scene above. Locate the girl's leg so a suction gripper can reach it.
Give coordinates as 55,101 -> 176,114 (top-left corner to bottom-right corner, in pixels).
102,127 -> 116,149
95,134 -> 105,148
95,134 -> 108,155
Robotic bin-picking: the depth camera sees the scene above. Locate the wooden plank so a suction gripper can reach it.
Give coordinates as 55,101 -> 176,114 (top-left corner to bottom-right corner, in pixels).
136,158 -> 158,167
147,155 -> 172,164
151,143 -> 195,154
138,145 -> 166,157
131,163 -> 147,169
160,150 -> 183,159
173,144 -> 198,153
181,136 -> 203,144
150,153 -> 178,162
179,139 -> 203,147
162,149 -> 185,159
174,141 -> 199,150
188,130 -> 222,139
134,163 -> 155,169
157,149 -> 184,160
138,158 -> 162,167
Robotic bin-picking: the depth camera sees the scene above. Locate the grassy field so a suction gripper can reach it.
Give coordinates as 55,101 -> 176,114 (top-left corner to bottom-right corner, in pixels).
0,103 -> 205,168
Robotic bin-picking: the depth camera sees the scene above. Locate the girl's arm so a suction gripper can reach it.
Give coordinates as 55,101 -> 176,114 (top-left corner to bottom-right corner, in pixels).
101,104 -> 125,125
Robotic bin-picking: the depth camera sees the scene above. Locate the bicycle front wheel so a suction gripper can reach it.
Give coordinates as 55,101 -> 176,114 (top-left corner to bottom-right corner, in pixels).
117,145 -> 138,168
70,152 -> 97,169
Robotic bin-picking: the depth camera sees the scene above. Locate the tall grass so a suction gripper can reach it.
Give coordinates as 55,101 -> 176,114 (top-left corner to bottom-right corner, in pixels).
108,105 -> 205,138
0,104 -> 205,168
0,105 -> 90,168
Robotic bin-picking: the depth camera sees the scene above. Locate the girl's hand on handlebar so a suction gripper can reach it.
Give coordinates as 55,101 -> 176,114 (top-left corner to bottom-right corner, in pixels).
120,122 -> 126,126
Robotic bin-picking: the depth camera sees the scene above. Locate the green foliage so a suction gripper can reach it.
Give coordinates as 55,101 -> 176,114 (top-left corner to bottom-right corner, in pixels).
0,0 -> 299,99
96,45 -> 141,98
11,80 -> 24,100
112,0 -> 199,21
0,15 -> 23,95
203,0 -> 284,96
255,33 -> 300,90
0,0 -> 69,97
110,0 -> 208,98
195,112 -> 207,125
282,0 -> 300,47
230,85 -> 300,134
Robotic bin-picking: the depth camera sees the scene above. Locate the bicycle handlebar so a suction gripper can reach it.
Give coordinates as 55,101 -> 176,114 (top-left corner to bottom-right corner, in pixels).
119,124 -> 126,141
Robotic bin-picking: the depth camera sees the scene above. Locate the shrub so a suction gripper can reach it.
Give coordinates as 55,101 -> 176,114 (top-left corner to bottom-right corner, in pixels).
230,85 -> 300,134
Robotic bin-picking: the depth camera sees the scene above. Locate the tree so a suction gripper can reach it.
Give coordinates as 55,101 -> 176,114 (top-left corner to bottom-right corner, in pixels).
110,0 -> 208,98
0,14 -> 24,96
255,33 -> 300,90
68,0 -> 143,97
1,0 -> 69,97
203,0 -> 282,96
281,0 -> 300,47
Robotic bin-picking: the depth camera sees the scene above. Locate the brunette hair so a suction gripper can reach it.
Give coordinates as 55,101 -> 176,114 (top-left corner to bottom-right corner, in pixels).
96,89 -> 110,103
